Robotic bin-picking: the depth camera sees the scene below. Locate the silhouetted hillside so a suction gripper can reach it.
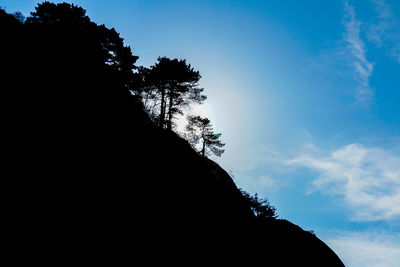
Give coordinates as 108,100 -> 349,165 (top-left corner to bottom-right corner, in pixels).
2,4 -> 344,266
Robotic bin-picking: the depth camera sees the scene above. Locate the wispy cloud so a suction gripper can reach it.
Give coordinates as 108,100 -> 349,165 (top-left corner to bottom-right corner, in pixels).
392,44 -> 400,63
287,143 -> 400,221
368,0 -> 400,63
343,1 -> 374,104
324,231 -> 400,267
367,0 -> 396,46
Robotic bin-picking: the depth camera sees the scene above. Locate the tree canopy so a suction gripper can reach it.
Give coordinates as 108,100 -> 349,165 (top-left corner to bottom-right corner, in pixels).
240,189 -> 278,219
139,57 -> 206,129
185,115 -> 225,158
25,2 -> 138,98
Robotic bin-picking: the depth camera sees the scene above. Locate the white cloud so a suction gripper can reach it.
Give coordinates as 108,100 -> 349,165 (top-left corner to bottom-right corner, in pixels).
244,175 -> 279,194
368,0 -> 395,46
343,1 -> 375,103
325,231 -> 400,267
287,143 -> 400,221
368,0 -> 400,62
225,146 -> 286,195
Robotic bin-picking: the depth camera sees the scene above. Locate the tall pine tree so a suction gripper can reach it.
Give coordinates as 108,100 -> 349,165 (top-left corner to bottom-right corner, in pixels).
141,57 -> 206,129
185,115 -> 225,158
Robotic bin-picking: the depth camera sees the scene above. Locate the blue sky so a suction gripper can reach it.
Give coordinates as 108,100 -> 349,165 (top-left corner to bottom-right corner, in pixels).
2,0 -> 399,265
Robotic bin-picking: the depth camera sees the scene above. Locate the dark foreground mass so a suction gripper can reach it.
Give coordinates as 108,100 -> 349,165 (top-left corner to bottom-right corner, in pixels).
2,5 -> 344,266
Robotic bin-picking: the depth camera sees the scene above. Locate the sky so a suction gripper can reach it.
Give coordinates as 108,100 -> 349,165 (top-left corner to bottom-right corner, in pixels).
2,0 -> 399,265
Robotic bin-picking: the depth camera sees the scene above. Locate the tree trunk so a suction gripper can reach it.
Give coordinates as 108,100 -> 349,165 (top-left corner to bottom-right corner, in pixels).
159,88 -> 165,128
201,139 -> 206,157
167,91 -> 173,130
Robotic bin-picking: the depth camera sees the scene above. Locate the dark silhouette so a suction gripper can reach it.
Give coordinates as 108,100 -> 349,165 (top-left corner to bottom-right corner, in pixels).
138,57 -> 206,129
186,115 -> 225,157
2,3 -> 344,266
240,189 -> 278,219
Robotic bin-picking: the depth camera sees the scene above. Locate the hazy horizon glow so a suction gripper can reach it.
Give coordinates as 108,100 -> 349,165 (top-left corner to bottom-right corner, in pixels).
2,0 -> 399,265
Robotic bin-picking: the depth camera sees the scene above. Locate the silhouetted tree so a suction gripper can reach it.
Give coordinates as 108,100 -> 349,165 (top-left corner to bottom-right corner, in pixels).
134,66 -> 162,122
26,2 -> 138,97
141,57 -> 206,129
240,189 -> 277,219
13,11 -> 25,23
185,115 -> 225,158
26,2 -> 91,25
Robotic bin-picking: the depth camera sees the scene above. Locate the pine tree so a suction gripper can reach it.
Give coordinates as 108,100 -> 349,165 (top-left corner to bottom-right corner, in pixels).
140,57 -> 206,129
240,189 -> 277,219
185,115 -> 225,158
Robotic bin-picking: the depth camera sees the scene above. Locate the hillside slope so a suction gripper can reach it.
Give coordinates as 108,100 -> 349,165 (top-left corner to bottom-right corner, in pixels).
2,7 -> 344,266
